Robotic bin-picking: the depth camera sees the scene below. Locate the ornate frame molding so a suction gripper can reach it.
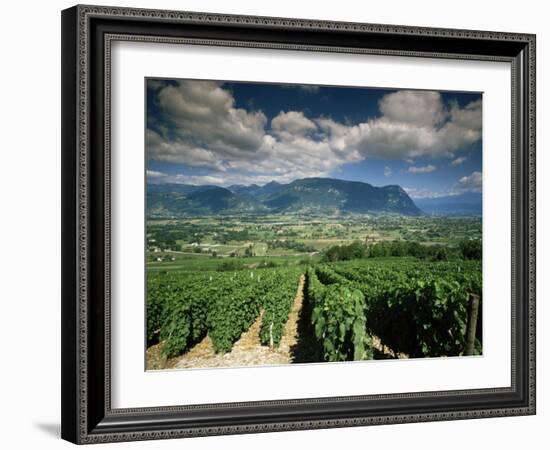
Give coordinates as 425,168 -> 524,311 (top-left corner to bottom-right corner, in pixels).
61,4 -> 536,444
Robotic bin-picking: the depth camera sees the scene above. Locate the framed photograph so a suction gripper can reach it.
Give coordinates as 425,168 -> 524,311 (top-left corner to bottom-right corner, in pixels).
61,5 -> 536,444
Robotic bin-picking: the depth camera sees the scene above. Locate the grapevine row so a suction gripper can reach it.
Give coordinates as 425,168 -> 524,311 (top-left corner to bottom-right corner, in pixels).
306,268 -> 373,362
324,260 -> 482,357
259,271 -> 301,348
147,268 -> 301,357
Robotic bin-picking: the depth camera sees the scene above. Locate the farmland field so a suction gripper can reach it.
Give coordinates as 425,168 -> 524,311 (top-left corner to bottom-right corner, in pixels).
145,214 -> 482,370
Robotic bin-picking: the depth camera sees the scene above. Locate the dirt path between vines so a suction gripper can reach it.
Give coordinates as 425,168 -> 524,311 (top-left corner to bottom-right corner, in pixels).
146,274 -> 306,370
371,336 -> 409,359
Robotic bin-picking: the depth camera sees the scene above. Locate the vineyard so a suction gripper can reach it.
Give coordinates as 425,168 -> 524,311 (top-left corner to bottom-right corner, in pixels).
147,267 -> 302,356
146,258 -> 482,369
309,259 -> 482,358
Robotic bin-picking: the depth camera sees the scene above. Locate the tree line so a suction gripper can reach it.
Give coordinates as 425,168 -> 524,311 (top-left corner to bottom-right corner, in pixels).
322,239 -> 481,262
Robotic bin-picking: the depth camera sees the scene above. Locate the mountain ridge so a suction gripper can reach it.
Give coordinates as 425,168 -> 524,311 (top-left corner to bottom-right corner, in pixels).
147,177 -> 423,217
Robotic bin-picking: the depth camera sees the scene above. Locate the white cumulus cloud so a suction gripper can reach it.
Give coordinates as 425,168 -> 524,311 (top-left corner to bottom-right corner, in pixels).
156,80 -> 267,158
318,91 -> 481,161
408,164 -> 437,173
271,111 -> 317,140
457,171 -> 482,192
379,90 -> 446,127
147,82 -> 481,185
451,156 -> 467,166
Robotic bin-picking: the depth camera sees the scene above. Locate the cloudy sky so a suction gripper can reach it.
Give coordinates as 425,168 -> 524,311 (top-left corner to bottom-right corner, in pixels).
146,79 -> 482,199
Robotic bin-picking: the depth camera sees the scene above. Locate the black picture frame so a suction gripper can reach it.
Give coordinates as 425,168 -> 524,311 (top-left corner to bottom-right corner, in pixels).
61,4 -> 536,444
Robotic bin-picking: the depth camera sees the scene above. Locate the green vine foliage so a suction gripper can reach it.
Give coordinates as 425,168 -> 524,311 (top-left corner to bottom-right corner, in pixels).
205,271 -> 264,353
259,268 -> 302,348
148,268 -> 304,357
330,259 -> 482,357
307,268 -> 373,362
148,258 -> 481,362
148,273 -> 212,357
